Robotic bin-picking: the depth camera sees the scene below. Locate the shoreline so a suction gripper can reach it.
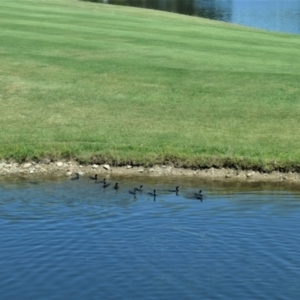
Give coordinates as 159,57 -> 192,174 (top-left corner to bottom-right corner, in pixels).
1,160 -> 300,184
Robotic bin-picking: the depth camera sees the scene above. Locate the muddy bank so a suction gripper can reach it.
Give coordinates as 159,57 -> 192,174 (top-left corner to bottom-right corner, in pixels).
1,160 -> 300,184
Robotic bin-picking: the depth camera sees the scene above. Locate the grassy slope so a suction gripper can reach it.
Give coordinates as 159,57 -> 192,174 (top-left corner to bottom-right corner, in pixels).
1,0 -> 300,170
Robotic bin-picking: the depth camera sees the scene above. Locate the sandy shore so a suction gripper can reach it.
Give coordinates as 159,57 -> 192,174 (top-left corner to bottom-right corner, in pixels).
1,160 -> 300,183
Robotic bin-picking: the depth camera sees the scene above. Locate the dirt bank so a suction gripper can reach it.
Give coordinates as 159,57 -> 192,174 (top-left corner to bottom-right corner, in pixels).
1,160 -> 300,183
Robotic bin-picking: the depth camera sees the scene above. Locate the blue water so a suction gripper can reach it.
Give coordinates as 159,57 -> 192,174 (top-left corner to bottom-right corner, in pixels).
1,176 -> 300,299
101,0 -> 300,35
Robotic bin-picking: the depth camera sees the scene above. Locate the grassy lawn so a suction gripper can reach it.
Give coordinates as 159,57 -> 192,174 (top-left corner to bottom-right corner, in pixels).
1,0 -> 300,171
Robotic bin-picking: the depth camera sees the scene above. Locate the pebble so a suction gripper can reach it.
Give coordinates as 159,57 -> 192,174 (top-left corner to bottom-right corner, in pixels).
56,162 -> 64,167
24,163 -> 32,168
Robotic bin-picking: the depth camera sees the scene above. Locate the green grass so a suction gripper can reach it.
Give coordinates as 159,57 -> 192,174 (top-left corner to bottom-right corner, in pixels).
1,0 -> 300,171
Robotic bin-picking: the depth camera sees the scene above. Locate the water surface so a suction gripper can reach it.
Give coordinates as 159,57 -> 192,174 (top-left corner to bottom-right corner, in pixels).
99,0 -> 300,34
1,176 -> 300,299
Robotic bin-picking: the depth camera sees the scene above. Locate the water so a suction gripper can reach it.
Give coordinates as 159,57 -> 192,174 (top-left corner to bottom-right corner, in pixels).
1,175 -> 300,299
98,0 -> 300,35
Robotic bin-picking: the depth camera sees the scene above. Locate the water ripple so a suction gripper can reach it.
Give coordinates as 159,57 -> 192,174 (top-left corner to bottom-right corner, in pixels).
1,177 -> 300,299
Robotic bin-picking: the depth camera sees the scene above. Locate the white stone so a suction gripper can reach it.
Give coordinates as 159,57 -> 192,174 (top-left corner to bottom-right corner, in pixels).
126,165 -> 132,169
92,164 -> 98,169
66,171 -> 72,176
23,163 -> 32,168
56,162 -> 64,167
103,164 -> 110,170
246,171 -> 255,178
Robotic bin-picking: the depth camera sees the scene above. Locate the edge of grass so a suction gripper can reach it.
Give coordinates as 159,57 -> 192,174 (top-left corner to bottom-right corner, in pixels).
2,148 -> 300,173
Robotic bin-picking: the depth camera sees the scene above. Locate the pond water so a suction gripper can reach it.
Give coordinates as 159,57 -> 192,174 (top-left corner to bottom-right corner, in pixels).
1,175 -> 300,299
99,0 -> 300,35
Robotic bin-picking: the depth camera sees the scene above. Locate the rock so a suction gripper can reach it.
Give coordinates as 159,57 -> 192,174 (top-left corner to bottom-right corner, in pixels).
92,164 -> 98,169
103,164 -> 110,170
246,171 -> 255,178
23,163 -> 32,168
66,171 -> 72,176
56,162 -> 64,167
149,168 -> 154,172
40,159 -> 51,164
126,165 -> 132,169
139,169 -> 144,173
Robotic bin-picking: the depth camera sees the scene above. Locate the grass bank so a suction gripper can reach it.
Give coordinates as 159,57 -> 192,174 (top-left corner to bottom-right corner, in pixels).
1,0 -> 300,171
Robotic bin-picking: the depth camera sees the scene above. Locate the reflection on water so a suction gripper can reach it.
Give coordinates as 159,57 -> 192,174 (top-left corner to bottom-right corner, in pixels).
100,0 -> 232,21
1,176 -> 300,299
89,0 -> 300,34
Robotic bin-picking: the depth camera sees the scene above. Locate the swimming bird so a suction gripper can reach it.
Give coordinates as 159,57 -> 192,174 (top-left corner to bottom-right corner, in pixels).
194,190 -> 202,197
71,173 -> 80,180
103,180 -> 110,188
149,189 -> 157,201
129,188 -> 137,198
129,188 -> 137,195
135,185 -> 143,192
148,190 -> 157,197
90,174 -> 98,180
167,186 -> 179,194
96,178 -> 106,184
114,182 -> 119,190
194,190 -> 203,201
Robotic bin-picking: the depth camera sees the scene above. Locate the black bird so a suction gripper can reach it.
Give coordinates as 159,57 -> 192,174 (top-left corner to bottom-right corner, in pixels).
148,190 -> 157,197
103,180 -> 110,188
114,182 -> 119,190
194,190 -> 203,201
149,189 -> 157,201
129,188 -> 137,195
90,174 -> 98,180
194,190 -> 202,197
167,186 -> 179,194
135,185 -> 143,192
71,173 -> 80,180
96,178 -> 106,184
